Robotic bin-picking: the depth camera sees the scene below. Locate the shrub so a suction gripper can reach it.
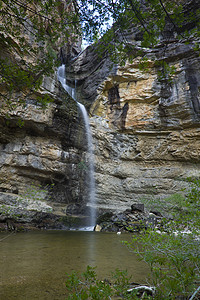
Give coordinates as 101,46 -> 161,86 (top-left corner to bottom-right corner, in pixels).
65,266 -> 146,299
125,179 -> 200,299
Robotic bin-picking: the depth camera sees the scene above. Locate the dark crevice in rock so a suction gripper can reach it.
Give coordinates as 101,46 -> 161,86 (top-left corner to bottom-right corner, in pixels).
184,63 -> 200,115
121,103 -> 129,130
108,85 -> 120,106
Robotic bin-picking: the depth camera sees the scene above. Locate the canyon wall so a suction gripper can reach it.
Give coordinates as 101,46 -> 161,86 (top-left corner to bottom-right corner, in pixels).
0,70 -> 93,228
92,41 -> 200,212
0,1 -> 90,229
66,37 -> 200,213
0,0 -> 200,228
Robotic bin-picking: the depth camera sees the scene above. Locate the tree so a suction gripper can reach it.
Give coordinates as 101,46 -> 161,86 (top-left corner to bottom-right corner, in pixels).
0,0 -> 80,108
124,179 -> 200,299
0,0 -> 200,107
77,0 -> 200,61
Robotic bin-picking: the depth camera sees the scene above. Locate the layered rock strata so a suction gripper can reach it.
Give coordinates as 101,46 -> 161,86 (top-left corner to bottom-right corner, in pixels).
0,74 -> 93,229
90,41 -> 200,213
65,33 -> 200,214
0,1 -> 90,229
1,0 -> 200,228
0,1 -> 97,230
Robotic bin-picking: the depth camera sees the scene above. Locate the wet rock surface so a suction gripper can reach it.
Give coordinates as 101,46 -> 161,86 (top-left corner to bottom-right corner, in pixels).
0,205 -> 90,231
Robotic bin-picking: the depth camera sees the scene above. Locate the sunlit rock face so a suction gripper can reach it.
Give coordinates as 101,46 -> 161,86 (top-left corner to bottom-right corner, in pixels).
89,41 -> 200,212
66,31 -> 200,213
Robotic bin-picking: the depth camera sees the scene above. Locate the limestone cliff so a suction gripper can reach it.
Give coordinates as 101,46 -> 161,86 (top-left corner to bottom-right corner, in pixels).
1,0 -> 200,229
0,70 -> 94,228
0,1 -> 90,230
90,41 -> 200,212
64,2 -> 200,213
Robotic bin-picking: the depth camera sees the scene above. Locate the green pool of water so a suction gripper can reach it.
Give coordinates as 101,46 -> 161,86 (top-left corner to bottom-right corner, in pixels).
0,230 -> 148,299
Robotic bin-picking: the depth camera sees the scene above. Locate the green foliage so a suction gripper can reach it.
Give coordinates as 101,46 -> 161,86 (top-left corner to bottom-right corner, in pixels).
79,0 -> 200,52
142,178 -> 200,232
125,179 -> 200,299
0,0 -> 200,112
78,160 -> 87,170
65,266 -> 142,299
138,57 -> 151,73
112,268 -> 133,298
78,0 -> 200,84
126,231 -> 200,299
0,0 -> 199,100
16,118 -> 24,128
36,94 -> 54,109
0,183 -> 54,220
18,183 -> 54,206
65,266 -> 112,300
155,60 -> 177,83
0,0 -> 79,105
65,182 -> 200,299
0,59 -> 41,92
141,193 -> 185,219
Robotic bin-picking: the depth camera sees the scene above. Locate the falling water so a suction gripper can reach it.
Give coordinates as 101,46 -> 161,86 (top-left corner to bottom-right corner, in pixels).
57,65 -> 96,228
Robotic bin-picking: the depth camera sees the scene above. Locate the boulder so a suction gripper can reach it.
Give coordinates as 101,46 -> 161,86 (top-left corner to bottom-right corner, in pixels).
131,203 -> 144,213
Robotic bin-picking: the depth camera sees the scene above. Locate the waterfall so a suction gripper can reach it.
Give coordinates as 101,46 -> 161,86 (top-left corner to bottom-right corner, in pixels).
57,65 -> 96,229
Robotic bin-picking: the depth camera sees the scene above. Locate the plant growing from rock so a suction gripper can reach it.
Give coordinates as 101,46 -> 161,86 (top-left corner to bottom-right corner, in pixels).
1,0 -> 200,94
17,183 -> 54,212
0,183 -> 54,223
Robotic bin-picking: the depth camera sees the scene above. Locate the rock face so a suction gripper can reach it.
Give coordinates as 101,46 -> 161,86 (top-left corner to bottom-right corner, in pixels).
1,0 -> 200,228
89,41 -> 200,213
63,2 -> 200,214
0,74 -> 93,229
0,2 -> 90,229
96,204 -> 162,233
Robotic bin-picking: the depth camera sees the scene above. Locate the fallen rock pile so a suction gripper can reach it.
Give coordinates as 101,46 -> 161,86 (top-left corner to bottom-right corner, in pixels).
96,203 -> 163,232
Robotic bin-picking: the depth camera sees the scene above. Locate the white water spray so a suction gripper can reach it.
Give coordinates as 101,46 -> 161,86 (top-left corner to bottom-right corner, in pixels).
57,65 -> 96,228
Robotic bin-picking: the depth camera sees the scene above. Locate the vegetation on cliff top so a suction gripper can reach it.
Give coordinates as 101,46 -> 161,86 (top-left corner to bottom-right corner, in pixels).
0,0 -> 79,109
0,0 -> 200,101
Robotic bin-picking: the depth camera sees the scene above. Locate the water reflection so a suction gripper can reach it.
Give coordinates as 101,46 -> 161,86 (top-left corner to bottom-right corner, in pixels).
0,231 -> 149,299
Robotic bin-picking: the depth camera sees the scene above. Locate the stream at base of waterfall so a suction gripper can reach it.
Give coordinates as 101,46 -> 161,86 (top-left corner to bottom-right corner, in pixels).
57,65 -> 96,230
